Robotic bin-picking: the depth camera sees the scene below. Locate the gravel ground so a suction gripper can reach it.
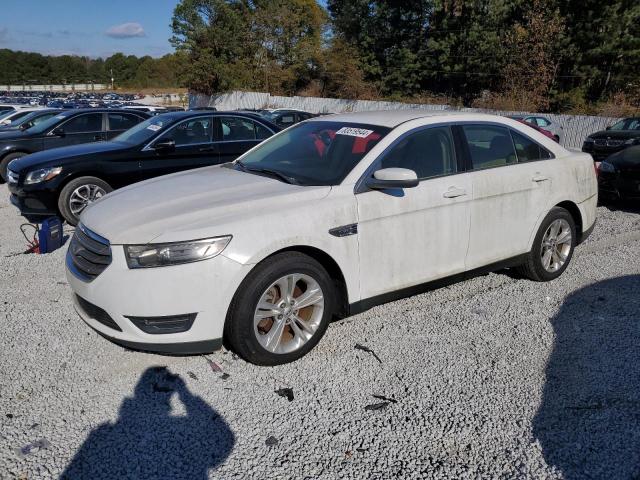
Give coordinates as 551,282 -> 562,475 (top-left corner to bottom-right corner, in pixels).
1,184 -> 639,480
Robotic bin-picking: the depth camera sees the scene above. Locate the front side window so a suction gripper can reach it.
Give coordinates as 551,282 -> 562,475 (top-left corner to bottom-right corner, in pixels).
380,126 -> 456,179
235,121 -> 390,186
463,125 -> 517,169
156,117 -> 212,146
510,130 -> 552,162
61,113 -> 102,133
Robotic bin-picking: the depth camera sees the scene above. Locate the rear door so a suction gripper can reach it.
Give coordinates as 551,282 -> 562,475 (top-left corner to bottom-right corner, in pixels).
138,115 -> 217,180
106,112 -> 147,140
460,124 -> 554,269
216,116 -> 275,164
43,112 -> 105,150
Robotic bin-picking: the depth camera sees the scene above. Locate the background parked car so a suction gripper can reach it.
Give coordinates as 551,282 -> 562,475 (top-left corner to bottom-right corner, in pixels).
257,109 -> 317,128
513,118 -> 558,142
597,145 -> 640,201
0,108 -> 47,127
509,115 -> 563,142
0,109 -> 63,132
582,117 -> 640,162
7,111 -> 279,224
0,109 -> 149,182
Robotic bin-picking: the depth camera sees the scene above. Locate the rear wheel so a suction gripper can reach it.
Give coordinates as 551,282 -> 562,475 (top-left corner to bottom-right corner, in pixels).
58,176 -> 112,226
0,152 -> 26,182
225,252 -> 335,365
517,207 -> 576,281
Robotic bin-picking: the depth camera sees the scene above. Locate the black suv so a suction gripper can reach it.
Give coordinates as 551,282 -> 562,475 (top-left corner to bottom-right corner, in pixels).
582,117 -> 640,162
0,109 -> 149,181
7,111 -> 279,225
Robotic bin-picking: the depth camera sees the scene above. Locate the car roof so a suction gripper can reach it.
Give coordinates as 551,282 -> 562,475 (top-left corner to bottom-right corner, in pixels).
311,110 -> 481,128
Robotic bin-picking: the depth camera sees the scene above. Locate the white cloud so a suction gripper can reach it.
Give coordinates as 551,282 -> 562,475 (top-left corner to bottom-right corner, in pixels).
105,22 -> 145,39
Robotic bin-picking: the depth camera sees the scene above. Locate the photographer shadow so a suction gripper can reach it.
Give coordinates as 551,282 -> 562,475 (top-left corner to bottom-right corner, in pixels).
533,275 -> 640,479
61,367 -> 234,479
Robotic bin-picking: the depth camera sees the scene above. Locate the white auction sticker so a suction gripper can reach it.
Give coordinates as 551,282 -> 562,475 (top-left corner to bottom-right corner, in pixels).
55,115 -> 66,120
335,127 -> 374,138
146,124 -> 162,131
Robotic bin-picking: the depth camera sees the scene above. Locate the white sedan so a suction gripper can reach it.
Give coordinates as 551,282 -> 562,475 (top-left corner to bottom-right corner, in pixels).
66,111 -> 597,365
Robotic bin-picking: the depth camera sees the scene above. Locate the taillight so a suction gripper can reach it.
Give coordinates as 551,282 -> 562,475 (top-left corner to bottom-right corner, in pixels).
594,162 -> 600,177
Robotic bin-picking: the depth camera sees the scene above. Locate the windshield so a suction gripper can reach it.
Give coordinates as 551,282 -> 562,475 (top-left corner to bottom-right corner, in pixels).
112,115 -> 176,145
25,112 -> 71,134
610,118 -> 640,131
234,121 -> 390,186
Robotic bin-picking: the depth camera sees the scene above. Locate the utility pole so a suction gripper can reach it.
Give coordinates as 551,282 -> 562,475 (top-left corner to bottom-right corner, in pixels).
110,69 -> 114,90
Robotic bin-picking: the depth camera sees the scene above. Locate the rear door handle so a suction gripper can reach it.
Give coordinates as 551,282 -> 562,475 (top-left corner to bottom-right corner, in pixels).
93,134 -> 104,141
443,187 -> 467,198
532,175 -> 549,183
199,147 -> 216,152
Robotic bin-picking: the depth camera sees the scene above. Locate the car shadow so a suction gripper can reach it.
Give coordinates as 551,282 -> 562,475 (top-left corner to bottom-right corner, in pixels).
60,367 -> 235,479
533,275 -> 640,479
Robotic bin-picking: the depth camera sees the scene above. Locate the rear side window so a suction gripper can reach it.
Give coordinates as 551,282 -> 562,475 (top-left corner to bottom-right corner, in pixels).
62,113 -> 103,133
220,116 -> 267,141
276,114 -> 296,127
381,126 -> 456,179
510,130 -> 553,162
462,125 -> 517,169
108,113 -> 142,131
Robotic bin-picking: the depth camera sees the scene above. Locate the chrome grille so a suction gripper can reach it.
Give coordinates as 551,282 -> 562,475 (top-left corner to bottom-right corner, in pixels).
595,138 -> 624,147
7,169 -> 18,184
67,224 -> 112,281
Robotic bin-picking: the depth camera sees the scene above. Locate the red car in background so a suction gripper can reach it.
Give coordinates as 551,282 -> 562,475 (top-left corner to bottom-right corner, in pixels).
514,118 -> 559,142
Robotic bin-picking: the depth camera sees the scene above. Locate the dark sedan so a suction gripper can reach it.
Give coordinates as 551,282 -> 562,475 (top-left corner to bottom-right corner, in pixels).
7,111 -> 279,225
582,117 -> 640,162
598,145 -> 640,201
0,109 -> 150,181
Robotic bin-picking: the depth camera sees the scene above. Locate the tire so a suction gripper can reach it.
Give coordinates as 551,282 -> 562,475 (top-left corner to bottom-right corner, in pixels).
517,207 -> 576,282
58,176 -> 112,226
225,252 -> 335,366
0,152 -> 26,182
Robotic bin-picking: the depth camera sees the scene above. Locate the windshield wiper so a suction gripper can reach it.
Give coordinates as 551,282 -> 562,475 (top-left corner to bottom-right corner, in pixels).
235,161 -> 300,185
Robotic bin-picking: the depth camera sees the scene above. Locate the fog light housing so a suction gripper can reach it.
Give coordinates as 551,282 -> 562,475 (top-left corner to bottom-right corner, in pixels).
126,313 -> 197,334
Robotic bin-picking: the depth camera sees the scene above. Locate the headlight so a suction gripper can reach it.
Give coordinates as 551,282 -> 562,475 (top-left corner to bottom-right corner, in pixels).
24,167 -> 62,184
124,236 -> 232,268
599,161 -> 615,173
624,138 -> 637,145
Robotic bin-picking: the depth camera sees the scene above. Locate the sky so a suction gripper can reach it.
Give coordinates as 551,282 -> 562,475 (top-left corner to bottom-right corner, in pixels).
0,0 -> 180,58
0,0 -> 330,59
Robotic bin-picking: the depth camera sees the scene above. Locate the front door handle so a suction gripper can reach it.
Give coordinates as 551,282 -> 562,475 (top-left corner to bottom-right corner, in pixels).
532,175 -> 549,183
443,187 -> 467,198
93,134 -> 104,141
198,147 -> 216,152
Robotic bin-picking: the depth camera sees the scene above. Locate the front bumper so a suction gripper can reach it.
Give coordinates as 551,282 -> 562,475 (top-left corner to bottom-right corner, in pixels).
8,181 -> 59,217
66,242 -> 252,354
598,172 -> 640,199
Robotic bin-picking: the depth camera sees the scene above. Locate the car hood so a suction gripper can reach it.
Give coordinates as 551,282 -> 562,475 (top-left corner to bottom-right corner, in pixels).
10,141 -> 129,172
588,130 -> 640,140
608,146 -> 640,168
81,165 -> 332,244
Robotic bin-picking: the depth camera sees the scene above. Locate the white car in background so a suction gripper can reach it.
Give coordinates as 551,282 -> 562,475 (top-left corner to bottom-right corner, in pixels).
66,111 -> 597,365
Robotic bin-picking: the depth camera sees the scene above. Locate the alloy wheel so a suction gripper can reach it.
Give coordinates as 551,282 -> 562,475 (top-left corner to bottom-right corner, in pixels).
253,273 -> 325,354
540,218 -> 572,273
69,184 -> 106,216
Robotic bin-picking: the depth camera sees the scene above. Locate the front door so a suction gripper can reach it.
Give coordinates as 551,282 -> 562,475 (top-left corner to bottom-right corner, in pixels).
356,126 -> 472,299
43,112 -> 105,150
139,115 -> 219,180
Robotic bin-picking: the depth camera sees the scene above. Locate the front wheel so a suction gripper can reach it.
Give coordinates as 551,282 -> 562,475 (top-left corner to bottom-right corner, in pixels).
225,252 -> 335,365
517,207 -> 576,281
58,176 -> 112,226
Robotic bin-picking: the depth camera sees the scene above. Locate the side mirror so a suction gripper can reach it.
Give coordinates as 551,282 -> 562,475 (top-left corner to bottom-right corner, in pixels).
51,127 -> 65,137
366,168 -> 419,190
153,139 -> 176,153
